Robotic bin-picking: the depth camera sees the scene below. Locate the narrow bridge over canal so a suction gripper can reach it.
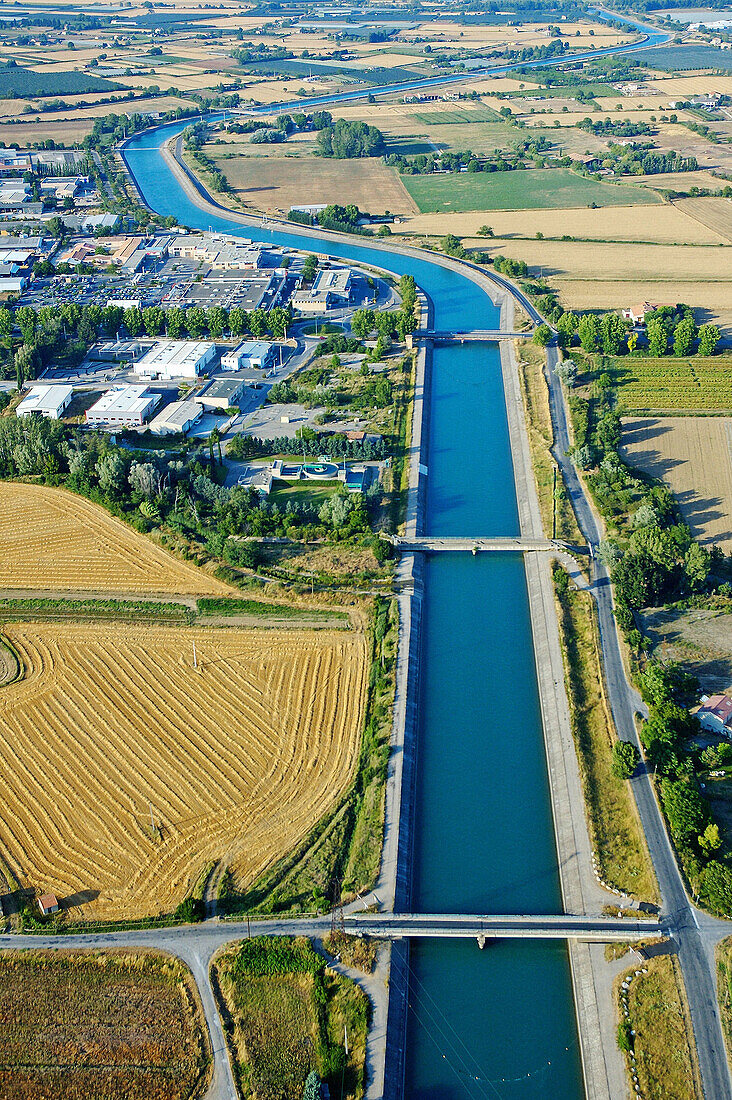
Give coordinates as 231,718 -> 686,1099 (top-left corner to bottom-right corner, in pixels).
384,535 -> 586,555
344,913 -> 661,942
425,329 -> 532,342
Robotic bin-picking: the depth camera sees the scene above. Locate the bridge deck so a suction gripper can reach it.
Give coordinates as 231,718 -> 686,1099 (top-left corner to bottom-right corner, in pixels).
388,536 -> 566,553
345,913 -> 661,942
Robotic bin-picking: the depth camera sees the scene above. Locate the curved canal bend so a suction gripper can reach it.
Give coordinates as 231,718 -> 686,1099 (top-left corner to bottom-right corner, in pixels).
120,27 -> 676,1073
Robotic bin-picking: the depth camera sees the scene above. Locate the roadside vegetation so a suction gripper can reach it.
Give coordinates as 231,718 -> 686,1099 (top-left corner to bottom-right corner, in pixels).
616,954 -> 703,1100
0,949 -> 211,1100
212,937 -> 368,1100
514,339 -> 584,545
716,938 -> 732,1079
553,565 -> 656,901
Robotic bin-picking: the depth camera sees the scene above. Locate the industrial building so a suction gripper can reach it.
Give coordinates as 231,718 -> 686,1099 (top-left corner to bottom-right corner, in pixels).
168,234 -> 265,270
313,267 -> 353,303
136,340 -> 216,380
85,384 -> 160,427
195,377 -> 246,410
148,399 -> 203,436
221,340 -> 276,372
16,384 -> 74,420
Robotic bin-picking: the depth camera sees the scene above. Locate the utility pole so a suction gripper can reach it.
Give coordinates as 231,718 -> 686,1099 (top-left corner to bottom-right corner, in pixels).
192,639 -> 198,669
149,802 -> 155,836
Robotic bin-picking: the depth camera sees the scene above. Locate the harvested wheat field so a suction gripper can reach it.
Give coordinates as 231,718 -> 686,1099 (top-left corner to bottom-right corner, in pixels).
0,482 -> 233,595
0,621 -> 367,919
621,417 -> 732,553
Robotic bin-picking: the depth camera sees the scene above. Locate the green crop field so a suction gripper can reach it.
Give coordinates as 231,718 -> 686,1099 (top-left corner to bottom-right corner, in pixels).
400,168 -> 657,213
612,356 -> 732,412
411,105 -> 501,125
0,64 -> 122,96
625,44 -> 732,72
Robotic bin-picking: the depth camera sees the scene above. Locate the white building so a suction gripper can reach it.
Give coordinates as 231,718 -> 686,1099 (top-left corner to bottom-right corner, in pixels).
221,340 -> 277,372
17,383 -> 74,420
86,384 -> 160,427
168,234 -> 265,270
136,340 -> 216,380
313,267 -> 352,303
148,399 -> 203,436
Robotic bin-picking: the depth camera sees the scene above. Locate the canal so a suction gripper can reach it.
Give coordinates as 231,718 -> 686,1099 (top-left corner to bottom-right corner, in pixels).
124,133 -> 586,1098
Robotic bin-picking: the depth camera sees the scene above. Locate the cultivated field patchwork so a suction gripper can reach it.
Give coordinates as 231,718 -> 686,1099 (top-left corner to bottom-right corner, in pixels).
0,622 -> 367,919
0,482 -> 233,595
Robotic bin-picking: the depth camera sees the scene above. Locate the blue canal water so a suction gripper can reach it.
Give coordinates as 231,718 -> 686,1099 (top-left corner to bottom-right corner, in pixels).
123,121 -> 592,1097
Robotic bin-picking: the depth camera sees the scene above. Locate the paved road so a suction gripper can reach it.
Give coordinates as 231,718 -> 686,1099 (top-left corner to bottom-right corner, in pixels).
347,913 -> 661,941
388,535 -> 563,552
542,341 -> 732,1100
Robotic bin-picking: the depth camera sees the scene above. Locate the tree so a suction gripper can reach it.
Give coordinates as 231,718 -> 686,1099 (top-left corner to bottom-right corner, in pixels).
166,307 -> 186,338
351,308 -> 375,339
229,306 -> 249,337
577,314 -> 600,353
660,777 -> 709,842
477,225 -> 494,237
96,450 -> 127,496
703,860 -> 732,915
185,307 -> 207,338
0,307 -> 12,347
699,823 -> 722,855
612,740 -> 640,779
673,315 -> 696,357
206,306 -> 228,339
249,308 -> 269,339
533,323 -> 552,347
15,305 -> 37,344
124,306 -> 143,338
142,306 -> 165,337
646,315 -> 668,357
684,542 -> 710,592
268,306 -> 291,339
303,1071 -> 322,1100
600,312 -> 625,355
698,323 -> 721,356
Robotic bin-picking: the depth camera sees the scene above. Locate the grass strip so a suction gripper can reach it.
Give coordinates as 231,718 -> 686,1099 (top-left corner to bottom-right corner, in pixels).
515,341 -> 585,545
553,568 -> 657,901
0,596 -> 193,621
716,937 -> 732,1080
196,596 -> 347,621
212,937 -> 368,1100
616,954 -> 703,1100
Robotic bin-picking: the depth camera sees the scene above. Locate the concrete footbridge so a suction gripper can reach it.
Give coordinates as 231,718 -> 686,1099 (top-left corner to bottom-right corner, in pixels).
343,913 -> 661,943
425,329 -> 532,342
385,535 -> 581,555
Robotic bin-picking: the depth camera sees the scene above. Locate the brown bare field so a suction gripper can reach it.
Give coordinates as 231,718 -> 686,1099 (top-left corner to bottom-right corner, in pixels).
621,417 -> 732,553
0,482 -> 234,596
640,603 -> 732,692
211,150 -> 417,216
647,75 -> 732,98
0,620 -> 367,919
675,197 -> 732,243
401,203 -> 726,243
0,949 -> 210,1100
0,119 -> 95,145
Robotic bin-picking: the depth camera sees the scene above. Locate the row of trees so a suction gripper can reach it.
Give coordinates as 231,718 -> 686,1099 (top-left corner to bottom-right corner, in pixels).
554,306 -> 720,358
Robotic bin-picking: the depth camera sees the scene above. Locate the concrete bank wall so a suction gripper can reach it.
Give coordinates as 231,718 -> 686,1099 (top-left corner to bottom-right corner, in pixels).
382,300 -> 432,1100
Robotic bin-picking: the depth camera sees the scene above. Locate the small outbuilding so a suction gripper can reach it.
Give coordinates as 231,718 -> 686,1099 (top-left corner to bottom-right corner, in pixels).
37,893 -> 59,916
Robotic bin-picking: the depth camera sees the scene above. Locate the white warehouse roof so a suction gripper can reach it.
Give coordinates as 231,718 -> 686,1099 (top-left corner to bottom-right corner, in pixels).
148,399 -> 203,435
17,383 -> 73,418
86,384 -> 160,425
136,339 -> 215,377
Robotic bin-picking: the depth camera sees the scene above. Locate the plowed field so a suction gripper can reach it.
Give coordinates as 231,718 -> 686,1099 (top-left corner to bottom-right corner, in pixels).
0,482 -> 233,595
0,622 -> 367,920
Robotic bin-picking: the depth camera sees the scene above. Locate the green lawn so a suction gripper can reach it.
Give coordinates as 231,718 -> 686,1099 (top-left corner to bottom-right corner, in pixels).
270,480 -> 344,509
401,167 -> 658,213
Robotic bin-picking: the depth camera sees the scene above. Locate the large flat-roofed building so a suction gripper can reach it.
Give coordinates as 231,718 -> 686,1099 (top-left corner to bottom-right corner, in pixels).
221,340 -> 276,372
17,383 -> 74,420
148,399 -> 203,436
313,267 -> 352,303
292,289 -> 332,315
86,384 -> 160,427
195,377 -> 246,410
136,340 -> 216,380
169,234 -> 265,270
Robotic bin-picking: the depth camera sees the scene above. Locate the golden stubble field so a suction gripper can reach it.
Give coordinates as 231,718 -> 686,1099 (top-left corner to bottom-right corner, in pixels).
621,417 -> 732,553
0,621 -> 367,920
0,482 -> 233,595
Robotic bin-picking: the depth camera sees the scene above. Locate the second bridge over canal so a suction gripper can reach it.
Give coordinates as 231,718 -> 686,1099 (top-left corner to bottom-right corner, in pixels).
343,913 -> 661,942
